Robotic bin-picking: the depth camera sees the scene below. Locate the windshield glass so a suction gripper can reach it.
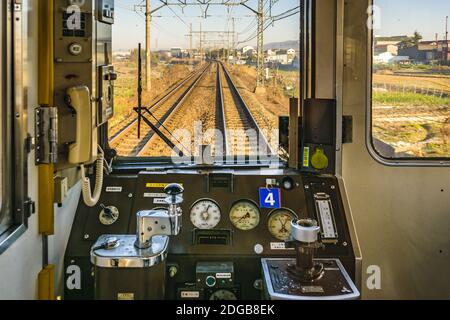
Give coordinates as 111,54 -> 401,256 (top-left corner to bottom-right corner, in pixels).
108,1 -> 300,165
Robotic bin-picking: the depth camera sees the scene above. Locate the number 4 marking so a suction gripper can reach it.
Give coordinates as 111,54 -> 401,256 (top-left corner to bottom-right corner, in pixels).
265,192 -> 275,206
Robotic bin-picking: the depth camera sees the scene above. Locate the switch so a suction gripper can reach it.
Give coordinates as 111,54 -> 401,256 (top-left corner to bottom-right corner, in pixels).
68,43 -> 82,56
205,276 -> 216,287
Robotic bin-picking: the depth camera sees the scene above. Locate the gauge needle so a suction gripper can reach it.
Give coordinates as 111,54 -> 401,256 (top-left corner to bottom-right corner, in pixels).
201,205 -> 211,220
279,217 -> 289,233
237,212 -> 251,222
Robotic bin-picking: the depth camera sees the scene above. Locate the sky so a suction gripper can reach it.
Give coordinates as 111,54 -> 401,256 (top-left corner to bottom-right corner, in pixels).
113,0 -> 300,51
112,0 -> 450,51
374,0 -> 450,41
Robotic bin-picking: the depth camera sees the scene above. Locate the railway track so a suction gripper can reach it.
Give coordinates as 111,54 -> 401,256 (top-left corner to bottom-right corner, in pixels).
110,63 -> 211,156
218,62 -> 273,157
110,61 -> 273,159
109,67 -> 202,143
215,62 -> 229,156
134,63 -> 211,156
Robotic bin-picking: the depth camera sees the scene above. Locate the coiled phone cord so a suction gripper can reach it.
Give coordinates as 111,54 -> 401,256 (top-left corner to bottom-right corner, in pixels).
80,146 -> 104,207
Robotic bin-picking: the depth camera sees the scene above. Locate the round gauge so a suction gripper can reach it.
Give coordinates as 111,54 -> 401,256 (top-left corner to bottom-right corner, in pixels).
268,208 -> 297,240
190,199 -> 221,229
229,200 -> 260,231
99,206 -> 120,226
209,290 -> 237,301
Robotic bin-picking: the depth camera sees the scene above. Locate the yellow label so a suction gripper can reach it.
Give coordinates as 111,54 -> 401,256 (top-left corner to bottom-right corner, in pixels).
117,293 -> 135,300
146,183 -> 184,188
303,147 -> 310,167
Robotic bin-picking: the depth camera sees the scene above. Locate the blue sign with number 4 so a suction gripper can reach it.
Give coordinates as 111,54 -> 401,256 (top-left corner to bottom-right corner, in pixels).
259,188 -> 281,209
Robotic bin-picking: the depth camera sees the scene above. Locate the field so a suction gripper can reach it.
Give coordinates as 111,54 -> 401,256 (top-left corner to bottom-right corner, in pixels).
110,57 -> 449,159
373,65 -> 450,158
109,60 -> 192,136
110,58 -> 295,158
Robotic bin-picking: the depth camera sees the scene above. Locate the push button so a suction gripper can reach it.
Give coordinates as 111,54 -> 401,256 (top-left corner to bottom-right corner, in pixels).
205,276 -> 216,287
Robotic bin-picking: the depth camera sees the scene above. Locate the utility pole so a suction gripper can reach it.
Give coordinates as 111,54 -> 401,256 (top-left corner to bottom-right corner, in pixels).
445,16 -> 449,63
232,17 -> 236,56
200,23 -> 203,64
189,23 -> 193,60
256,0 -> 265,91
145,0 -> 151,91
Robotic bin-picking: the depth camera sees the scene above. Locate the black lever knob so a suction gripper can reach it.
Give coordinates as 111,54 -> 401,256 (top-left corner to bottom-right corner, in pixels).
164,183 -> 184,196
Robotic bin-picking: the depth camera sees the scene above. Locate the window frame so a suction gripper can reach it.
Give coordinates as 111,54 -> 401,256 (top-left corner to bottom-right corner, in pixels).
0,0 -> 30,255
366,0 -> 450,167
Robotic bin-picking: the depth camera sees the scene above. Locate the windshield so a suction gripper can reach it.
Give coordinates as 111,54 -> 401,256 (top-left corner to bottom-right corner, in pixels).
108,1 -> 300,166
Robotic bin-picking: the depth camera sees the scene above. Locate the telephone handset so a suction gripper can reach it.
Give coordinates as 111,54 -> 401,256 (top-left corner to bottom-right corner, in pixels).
67,86 -> 104,207
67,86 -> 97,164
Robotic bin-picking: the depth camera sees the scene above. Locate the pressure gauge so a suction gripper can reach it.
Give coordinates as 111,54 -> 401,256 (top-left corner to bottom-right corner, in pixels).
229,200 -> 260,231
190,199 -> 221,229
209,290 -> 237,300
99,205 -> 119,226
267,208 -> 297,240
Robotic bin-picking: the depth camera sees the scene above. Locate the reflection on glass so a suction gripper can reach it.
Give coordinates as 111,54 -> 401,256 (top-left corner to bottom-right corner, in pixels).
372,0 -> 450,158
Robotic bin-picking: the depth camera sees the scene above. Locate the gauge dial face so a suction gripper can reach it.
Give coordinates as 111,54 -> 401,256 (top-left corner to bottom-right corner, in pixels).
209,290 -> 237,301
99,206 -> 120,226
268,209 -> 297,240
229,200 -> 260,231
190,199 -> 221,229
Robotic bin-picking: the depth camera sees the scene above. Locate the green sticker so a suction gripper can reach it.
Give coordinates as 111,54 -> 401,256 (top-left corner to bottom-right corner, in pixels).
303,147 -> 310,167
311,147 -> 329,170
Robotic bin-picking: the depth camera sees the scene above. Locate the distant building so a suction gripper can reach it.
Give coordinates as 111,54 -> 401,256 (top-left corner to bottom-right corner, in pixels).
158,50 -> 172,61
287,48 -> 296,56
112,51 -> 131,61
373,52 -> 409,64
398,40 -> 450,62
292,56 -> 300,69
170,47 -> 183,58
374,41 -> 400,55
242,46 -> 254,54
265,53 -> 291,65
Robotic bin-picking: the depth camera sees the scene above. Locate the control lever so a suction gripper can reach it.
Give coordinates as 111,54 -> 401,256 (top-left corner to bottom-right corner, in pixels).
92,236 -> 119,251
286,219 -> 325,281
135,184 -> 184,249
100,203 -> 112,218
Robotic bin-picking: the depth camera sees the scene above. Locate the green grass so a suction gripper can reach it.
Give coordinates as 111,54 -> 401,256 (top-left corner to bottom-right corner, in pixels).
424,142 -> 448,155
373,123 -> 428,144
373,91 -> 450,107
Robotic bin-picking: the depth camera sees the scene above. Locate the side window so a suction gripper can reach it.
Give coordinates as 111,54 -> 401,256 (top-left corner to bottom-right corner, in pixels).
0,81 -> 5,235
1,0 -> 29,252
371,0 -> 450,159
0,0 -> 9,236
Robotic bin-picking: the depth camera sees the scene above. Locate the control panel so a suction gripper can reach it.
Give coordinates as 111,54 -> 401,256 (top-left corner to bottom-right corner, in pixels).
53,0 -> 116,167
64,169 -> 357,300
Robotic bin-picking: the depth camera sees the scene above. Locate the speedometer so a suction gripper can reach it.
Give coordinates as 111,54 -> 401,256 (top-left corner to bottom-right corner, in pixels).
229,200 -> 260,231
190,199 -> 221,229
267,208 -> 297,240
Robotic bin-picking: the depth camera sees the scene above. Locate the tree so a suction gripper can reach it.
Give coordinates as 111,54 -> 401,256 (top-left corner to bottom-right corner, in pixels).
412,31 -> 423,46
402,31 -> 423,48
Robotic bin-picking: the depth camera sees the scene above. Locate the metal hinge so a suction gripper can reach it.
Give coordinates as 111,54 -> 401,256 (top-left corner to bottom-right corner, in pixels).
24,198 -> 36,218
35,107 -> 58,164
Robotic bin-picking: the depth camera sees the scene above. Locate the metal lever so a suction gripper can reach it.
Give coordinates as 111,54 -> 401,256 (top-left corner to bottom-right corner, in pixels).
135,184 -> 184,249
286,219 -> 325,281
92,237 -> 119,251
